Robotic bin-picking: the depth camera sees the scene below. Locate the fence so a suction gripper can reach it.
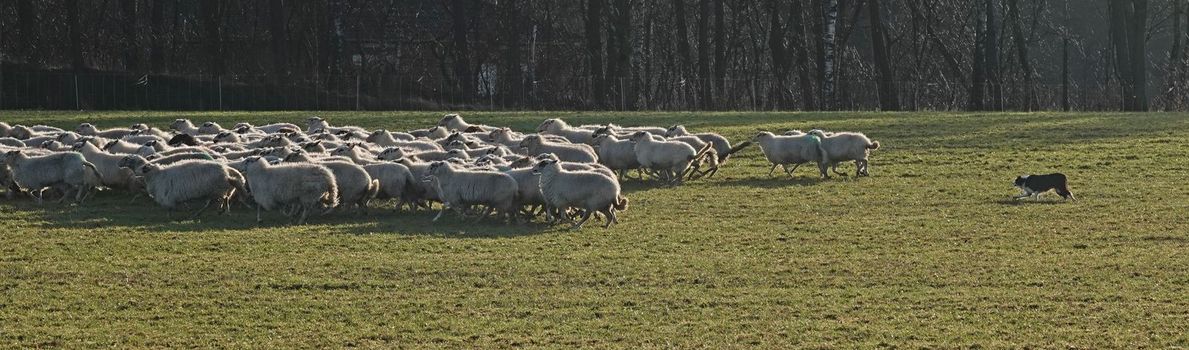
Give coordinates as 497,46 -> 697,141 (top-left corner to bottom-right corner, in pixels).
0,68 -> 1178,111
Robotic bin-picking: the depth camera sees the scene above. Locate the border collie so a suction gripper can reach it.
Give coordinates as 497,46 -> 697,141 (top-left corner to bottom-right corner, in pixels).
1013,173 -> 1076,201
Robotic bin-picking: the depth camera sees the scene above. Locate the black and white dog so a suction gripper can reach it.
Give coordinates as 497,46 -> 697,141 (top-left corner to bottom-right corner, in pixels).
1013,173 -> 1076,201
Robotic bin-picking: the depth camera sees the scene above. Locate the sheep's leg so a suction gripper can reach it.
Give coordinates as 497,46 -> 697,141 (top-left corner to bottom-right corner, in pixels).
473,206 -> 494,223
602,209 -> 617,228
832,163 -> 848,177
705,167 -> 719,178
571,210 -> 593,230
432,203 -> 451,222
190,199 -> 214,219
297,205 -> 311,225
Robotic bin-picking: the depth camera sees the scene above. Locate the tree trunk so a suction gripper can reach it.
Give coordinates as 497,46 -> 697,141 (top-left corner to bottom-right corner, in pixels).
1129,0 -> 1148,111
1062,36 -> 1070,111
67,0 -> 84,71
821,0 -> 838,110
585,0 -> 606,108
1008,0 -> 1035,110
969,4 -> 986,111
149,0 -> 166,73
199,0 -> 223,77
673,0 -> 692,75
984,0 -> 1002,111
608,0 -> 632,109
270,0 -> 287,80
867,0 -> 899,111
790,0 -> 817,110
500,0 -> 523,106
448,0 -> 475,102
697,0 -> 712,109
766,0 -> 789,109
713,0 -> 726,99
121,0 -> 140,72
16,0 -> 37,64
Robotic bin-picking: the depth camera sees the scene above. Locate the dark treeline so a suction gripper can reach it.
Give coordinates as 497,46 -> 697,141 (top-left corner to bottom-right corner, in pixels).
1,0 -> 1187,111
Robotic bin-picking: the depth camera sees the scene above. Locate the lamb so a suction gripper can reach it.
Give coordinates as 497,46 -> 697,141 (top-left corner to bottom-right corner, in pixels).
531,158 -> 629,229
72,141 -> 137,190
76,123 -> 134,139
752,131 -> 828,178
807,129 -> 881,177
422,161 -> 519,223
519,135 -> 598,163
590,134 -> 641,179
437,113 -> 497,132
240,156 -> 338,224
629,131 -> 712,185
133,160 -> 245,218
536,118 -> 597,144
1,150 -> 103,204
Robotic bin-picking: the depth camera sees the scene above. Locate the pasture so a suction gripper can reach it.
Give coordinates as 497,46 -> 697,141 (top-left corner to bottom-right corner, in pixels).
1,111 -> 1186,348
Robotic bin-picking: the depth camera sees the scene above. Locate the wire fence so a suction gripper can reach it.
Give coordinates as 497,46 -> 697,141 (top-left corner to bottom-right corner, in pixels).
0,69 -> 1182,111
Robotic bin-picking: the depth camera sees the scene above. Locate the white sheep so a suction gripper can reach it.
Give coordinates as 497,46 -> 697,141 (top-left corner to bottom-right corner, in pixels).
519,135 -> 598,163
665,125 -> 752,167
76,123 -> 134,139
365,129 -> 416,146
234,122 -> 299,134
531,157 -> 629,229
317,160 -> 381,214
438,113 -> 496,132
629,131 -> 712,185
1,150 -> 103,204
240,156 -> 338,224
72,141 -> 137,190
591,134 -> 642,179
134,160 -> 245,219
752,131 -> 828,178
807,129 -> 881,176
422,161 -> 519,223
536,118 -> 597,144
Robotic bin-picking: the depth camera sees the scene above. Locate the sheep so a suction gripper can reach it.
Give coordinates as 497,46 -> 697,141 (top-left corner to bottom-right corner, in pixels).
120,134 -> 167,145
330,143 -> 382,165
30,125 -> 66,133
102,139 -> 143,154
55,131 -> 86,145
240,156 -> 338,224
169,119 -> 203,135
128,126 -> 173,140
307,116 -> 367,135
0,138 -> 25,148
807,130 -> 881,177
665,125 -> 752,167
360,162 -> 415,210
1,150 -> 103,204
409,126 -> 451,139
234,122 -> 299,134
536,118 -> 597,144
438,113 -> 496,132
365,129 -> 416,146
531,157 -> 629,229
591,134 -> 641,179
39,140 -> 72,151
376,147 -> 453,162
519,135 -> 598,163
76,123 -> 134,139
8,125 -> 39,140
531,153 -> 618,180
0,122 -> 11,137
133,160 -> 245,219
72,141 -> 137,190
212,131 -> 243,143
628,131 -> 712,185
752,131 -> 828,178
316,161 -> 380,215
422,161 -> 519,223
393,157 -> 441,207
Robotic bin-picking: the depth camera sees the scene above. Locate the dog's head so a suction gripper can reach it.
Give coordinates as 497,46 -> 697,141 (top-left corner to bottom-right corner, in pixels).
1013,175 -> 1029,188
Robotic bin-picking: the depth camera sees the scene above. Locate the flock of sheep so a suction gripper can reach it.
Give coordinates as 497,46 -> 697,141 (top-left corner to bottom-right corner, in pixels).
0,114 -> 879,229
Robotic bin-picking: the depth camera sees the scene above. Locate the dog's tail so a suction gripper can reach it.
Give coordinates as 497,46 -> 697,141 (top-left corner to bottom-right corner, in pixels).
1058,185 -> 1076,201
719,141 -> 753,162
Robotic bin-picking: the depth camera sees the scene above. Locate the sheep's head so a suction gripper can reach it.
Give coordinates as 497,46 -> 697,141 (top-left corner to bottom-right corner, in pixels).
129,123 -> 148,130
242,156 -> 268,168
438,114 -> 461,127
665,125 -> 686,137
365,130 -> 385,143
752,131 -> 775,142
427,126 -> 449,139
530,158 -> 559,175
169,119 -> 190,130
40,140 -> 61,150
76,123 -> 97,134
489,128 -> 511,140
1,150 -> 22,164
301,141 -> 325,153
784,129 -> 805,136
536,119 -> 558,133
518,135 -> 543,150
376,147 -> 406,161
117,155 -> 145,170
10,125 -> 34,140
69,141 -> 87,151
213,132 -> 235,143
628,131 -> 652,143
446,149 -> 468,160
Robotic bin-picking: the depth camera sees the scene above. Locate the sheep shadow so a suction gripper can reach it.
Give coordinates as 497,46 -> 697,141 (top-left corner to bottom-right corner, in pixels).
5,193 -> 570,238
712,175 -> 827,189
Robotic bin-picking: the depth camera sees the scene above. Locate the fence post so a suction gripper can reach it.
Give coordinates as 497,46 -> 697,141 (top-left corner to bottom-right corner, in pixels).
218,76 -> 224,111
74,74 -> 80,110
355,73 -> 361,111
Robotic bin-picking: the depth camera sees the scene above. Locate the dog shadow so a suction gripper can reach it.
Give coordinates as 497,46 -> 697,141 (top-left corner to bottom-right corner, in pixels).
993,197 -> 1073,206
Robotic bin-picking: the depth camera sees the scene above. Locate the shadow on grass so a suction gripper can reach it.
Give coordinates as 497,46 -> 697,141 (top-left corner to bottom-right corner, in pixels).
4,192 -> 575,238
992,198 -> 1073,206
712,175 -> 825,188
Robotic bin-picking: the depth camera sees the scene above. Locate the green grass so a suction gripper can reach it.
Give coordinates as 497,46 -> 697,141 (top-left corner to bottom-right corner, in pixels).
1,111 -> 1187,348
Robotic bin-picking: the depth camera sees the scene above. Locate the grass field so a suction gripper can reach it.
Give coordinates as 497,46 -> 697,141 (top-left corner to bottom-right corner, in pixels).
1,111 -> 1187,348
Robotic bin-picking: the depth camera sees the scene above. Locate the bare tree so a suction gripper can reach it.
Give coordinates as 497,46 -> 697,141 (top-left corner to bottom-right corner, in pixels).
867,0 -> 899,111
